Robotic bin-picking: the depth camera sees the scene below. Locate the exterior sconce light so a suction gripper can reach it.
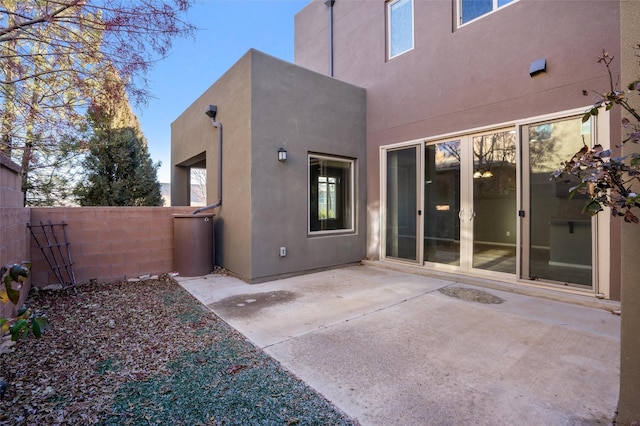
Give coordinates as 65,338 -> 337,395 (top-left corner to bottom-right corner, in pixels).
278,148 -> 287,162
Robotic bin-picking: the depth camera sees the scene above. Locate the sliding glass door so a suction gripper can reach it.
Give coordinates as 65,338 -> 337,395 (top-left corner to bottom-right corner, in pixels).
423,141 -> 461,266
382,118 -> 595,290
385,146 -> 420,262
471,131 -> 517,274
522,117 -> 593,287
421,131 -> 517,275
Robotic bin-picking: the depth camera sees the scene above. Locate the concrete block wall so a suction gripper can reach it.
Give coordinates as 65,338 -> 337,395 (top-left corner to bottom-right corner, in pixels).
0,154 -> 30,318
29,206 -> 193,287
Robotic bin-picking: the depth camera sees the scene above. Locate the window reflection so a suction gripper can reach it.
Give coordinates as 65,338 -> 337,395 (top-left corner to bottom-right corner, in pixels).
472,130 -> 517,273
309,156 -> 354,233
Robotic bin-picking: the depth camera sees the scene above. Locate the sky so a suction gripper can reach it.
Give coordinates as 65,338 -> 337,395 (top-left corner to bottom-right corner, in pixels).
132,0 -> 312,183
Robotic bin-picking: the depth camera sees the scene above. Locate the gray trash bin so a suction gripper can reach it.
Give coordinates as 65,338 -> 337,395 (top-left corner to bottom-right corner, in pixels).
173,214 -> 215,277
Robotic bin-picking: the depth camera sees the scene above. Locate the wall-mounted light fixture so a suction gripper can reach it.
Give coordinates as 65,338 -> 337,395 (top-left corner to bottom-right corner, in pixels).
278,148 -> 287,162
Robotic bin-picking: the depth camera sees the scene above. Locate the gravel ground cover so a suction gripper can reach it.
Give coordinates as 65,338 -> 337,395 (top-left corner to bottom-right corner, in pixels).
0,275 -> 358,425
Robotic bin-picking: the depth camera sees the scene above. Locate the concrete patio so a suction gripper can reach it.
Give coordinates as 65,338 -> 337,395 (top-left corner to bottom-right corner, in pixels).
177,263 -> 621,425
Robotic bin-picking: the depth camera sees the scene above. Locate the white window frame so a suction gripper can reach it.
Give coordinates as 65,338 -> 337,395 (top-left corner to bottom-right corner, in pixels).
387,0 -> 414,60
308,154 -> 356,235
458,0 -> 519,27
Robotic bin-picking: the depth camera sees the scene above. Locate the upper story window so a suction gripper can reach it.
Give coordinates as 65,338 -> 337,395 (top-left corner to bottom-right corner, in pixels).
459,0 -> 516,26
387,0 -> 414,59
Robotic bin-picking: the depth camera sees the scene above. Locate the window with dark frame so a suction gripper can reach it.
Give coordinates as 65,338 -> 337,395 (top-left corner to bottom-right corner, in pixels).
309,155 -> 354,233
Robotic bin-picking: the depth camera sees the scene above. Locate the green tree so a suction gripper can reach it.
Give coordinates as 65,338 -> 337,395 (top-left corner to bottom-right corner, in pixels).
74,71 -> 163,207
74,126 -> 163,206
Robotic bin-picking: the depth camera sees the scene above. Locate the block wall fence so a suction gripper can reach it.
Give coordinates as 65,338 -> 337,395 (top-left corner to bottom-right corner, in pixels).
29,206 -> 194,288
0,154 -> 30,318
2,152 -> 202,318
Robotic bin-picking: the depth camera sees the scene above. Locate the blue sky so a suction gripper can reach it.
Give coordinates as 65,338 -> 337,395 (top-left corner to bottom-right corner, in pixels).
133,0 -> 311,183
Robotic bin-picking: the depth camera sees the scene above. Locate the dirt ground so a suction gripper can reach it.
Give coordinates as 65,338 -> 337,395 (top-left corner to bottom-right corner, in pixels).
0,276 -> 357,425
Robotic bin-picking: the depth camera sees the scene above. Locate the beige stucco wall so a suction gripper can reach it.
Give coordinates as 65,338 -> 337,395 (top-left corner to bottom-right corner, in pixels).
249,51 -> 367,281
172,50 -> 366,282
295,0 -> 625,294
171,51 -> 253,278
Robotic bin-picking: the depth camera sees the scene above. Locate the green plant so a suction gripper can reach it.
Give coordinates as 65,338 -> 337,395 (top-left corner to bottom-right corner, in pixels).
0,262 -> 49,342
554,49 -> 640,223
1,262 -> 30,306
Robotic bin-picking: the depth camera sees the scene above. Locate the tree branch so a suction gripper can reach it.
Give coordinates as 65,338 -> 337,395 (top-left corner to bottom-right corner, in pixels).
0,0 -> 84,41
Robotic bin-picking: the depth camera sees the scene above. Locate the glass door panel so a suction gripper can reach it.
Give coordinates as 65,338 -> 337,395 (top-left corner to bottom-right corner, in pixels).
472,131 -> 517,273
424,141 -> 461,266
385,146 -> 419,262
526,118 -> 593,287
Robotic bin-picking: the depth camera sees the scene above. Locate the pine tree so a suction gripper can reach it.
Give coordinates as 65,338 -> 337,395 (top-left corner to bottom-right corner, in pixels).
74,127 -> 163,206
74,70 -> 163,207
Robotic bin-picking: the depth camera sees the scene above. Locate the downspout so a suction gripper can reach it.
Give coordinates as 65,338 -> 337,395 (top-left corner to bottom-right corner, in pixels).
193,105 -> 222,214
325,0 -> 335,77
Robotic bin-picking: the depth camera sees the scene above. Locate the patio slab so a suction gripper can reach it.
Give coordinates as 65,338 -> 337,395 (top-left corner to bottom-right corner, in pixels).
177,264 -> 621,425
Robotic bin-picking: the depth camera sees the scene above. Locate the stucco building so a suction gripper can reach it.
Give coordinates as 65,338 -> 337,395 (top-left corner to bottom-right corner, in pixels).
171,50 -> 366,282
173,0 -> 639,300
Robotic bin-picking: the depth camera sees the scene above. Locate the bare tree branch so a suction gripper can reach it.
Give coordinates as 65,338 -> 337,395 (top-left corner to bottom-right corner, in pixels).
0,0 -> 195,205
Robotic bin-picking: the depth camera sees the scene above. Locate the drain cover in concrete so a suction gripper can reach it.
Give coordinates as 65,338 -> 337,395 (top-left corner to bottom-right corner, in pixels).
208,291 -> 297,317
438,287 -> 505,304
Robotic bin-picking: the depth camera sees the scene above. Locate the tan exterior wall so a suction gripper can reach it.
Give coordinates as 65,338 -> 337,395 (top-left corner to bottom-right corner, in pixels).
295,0 -> 627,296
171,50 -> 254,278
297,1 -> 640,418
249,51 -> 367,281
172,50 -> 367,282
29,207 -> 193,287
297,0 -> 622,240
0,154 -> 30,318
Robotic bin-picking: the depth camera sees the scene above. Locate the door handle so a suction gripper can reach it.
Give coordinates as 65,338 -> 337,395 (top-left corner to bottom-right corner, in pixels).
470,211 -> 476,222
458,209 -> 464,221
